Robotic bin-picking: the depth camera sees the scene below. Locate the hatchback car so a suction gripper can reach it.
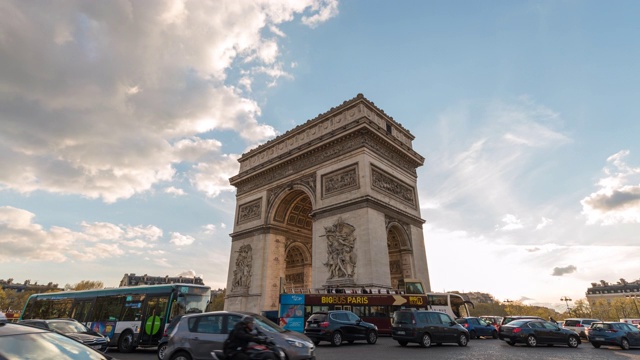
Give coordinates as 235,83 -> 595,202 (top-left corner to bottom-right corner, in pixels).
18,318 -> 109,353
499,319 -> 581,348
391,309 -> 469,348
304,310 -> 378,346
0,320 -> 116,360
164,311 -> 315,360
588,321 -> 640,350
563,318 -> 600,338
456,317 -> 498,339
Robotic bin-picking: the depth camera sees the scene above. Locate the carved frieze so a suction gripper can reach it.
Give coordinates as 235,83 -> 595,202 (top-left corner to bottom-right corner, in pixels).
237,198 -> 262,224
371,166 -> 416,208
322,163 -> 359,199
235,130 -> 418,196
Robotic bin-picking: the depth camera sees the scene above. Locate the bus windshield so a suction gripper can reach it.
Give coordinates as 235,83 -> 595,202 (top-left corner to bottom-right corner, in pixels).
449,294 -> 471,318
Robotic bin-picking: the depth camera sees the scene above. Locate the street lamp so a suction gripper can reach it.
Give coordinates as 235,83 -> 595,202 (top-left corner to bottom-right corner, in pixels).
560,296 -> 572,315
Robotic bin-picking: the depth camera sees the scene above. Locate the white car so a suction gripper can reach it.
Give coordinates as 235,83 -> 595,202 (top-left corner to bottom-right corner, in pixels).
563,318 -> 601,338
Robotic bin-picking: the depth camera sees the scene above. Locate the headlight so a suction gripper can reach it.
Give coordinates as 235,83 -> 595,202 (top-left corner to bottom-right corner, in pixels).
277,348 -> 286,360
285,338 -> 305,348
105,337 -> 110,342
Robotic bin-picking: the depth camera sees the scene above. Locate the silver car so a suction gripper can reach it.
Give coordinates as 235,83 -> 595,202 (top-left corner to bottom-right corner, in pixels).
164,311 -> 315,360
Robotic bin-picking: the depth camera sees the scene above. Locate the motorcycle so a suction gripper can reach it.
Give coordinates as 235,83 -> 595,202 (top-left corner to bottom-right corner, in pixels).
211,335 -> 285,360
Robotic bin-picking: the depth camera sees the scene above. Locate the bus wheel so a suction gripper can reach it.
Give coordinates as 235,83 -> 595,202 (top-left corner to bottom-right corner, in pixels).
118,330 -> 135,353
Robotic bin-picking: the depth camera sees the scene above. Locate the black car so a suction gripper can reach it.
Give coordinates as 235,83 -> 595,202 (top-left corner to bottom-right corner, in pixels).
304,310 -> 378,346
499,315 -> 544,329
0,320 -> 116,360
18,318 -> 110,353
499,319 -> 581,348
391,309 -> 469,348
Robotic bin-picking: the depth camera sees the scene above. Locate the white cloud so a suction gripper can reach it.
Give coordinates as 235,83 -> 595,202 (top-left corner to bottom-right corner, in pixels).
164,186 -> 186,196
190,154 -> 240,198
170,232 -> 195,246
581,150 -> 640,225
536,217 -> 553,230
0,0 -> 337,203
497,214 -> 524,231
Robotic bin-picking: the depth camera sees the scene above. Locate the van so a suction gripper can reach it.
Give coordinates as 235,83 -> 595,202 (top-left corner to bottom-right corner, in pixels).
391,309 -> 469,348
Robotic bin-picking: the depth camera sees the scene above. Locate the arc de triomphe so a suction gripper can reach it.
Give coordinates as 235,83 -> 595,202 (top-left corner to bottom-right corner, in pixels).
224,94 -> 431,313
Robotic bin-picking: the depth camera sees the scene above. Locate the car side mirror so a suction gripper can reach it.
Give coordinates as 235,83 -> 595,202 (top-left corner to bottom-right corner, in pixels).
450,321 -> 456,326
356,319 -> 361,324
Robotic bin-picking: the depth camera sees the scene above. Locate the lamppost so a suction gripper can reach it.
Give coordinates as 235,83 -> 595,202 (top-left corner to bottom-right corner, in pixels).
504,299 -> 513,315
560,296 -> 572,316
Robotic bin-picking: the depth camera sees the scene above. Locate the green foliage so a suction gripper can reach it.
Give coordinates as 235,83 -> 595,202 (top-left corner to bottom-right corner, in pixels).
590,297 -> 640,321
68,280 -> 104,291
469,299 -> 561,319
207,289 -> 225,311
0,289 -> 36,312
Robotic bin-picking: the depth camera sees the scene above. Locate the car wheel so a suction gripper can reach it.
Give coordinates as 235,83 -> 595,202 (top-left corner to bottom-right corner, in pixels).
397,340 -> 408,347
366,330 -> 378,344
118,330 -> 135,353
621,337 -> 630,350
169,351 -> 192,360
419,333 -> 432,348
157,342 -> 167,360
492,330 -> 498,339
568,335 -> 579,348
458,333 -> 469,347
526,335 -> 537,347
331,331 -> 343,347
469,330 -> 477,340
591,342 -> 601,348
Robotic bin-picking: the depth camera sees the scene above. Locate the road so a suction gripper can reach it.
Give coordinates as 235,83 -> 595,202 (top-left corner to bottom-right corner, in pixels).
113,336 -> 640,360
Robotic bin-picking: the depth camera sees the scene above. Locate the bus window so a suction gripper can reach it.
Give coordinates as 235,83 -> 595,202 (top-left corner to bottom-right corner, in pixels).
92,296 -> 125,321
428,295 -> 448,306
351,306 -> 366,317
368,306 -> 389,318
71,300 -> 94,322
121,296 -> 144,321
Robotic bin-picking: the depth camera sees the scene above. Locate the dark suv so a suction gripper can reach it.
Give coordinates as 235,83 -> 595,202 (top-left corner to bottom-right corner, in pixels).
304,310 -> 378,346
391,309 -> 469,348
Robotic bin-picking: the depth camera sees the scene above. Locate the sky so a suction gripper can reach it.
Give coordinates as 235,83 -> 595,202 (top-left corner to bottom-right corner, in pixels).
1,0 -> 639,311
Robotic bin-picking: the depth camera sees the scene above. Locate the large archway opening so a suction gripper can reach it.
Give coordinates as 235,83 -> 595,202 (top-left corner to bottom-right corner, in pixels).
273,189 -> 313,292
387,224 -> 413,290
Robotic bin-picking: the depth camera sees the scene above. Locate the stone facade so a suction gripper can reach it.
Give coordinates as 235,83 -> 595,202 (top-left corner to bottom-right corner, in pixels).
226,94 -> 431,313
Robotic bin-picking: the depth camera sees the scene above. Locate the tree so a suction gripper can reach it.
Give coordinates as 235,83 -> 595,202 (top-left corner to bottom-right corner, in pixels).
67,280 -> 104,291
207,289 -> 225,311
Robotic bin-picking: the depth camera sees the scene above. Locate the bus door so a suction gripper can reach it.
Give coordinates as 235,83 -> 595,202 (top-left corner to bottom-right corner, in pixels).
139,296 -> 168,346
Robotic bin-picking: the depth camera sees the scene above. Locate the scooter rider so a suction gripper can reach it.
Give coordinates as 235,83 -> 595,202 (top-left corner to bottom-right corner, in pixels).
224,315 -> 265,360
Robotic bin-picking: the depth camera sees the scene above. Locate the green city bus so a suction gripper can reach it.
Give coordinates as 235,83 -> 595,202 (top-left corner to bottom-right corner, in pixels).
20,283 -> 211,352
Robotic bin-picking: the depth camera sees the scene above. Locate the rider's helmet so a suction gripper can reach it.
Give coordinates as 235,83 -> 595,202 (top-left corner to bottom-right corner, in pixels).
241,315 -> 255,327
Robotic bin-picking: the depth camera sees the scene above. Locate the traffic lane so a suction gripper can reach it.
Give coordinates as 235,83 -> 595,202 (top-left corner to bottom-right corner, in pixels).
111,337 -> 640,360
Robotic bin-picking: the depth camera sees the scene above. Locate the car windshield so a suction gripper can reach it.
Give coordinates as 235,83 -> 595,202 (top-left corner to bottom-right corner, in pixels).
254,314 -> 286,333
0,332 -> 109,360
48,321 -> 88,334
393,311 -> 414,324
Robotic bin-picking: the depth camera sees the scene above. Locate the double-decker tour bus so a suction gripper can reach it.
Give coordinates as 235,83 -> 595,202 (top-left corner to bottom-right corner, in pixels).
20,283 -> 211,352
279,279 -> 474,334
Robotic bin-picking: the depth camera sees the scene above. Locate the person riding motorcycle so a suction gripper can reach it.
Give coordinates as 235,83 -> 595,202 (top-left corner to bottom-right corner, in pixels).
223,315 -> 267,360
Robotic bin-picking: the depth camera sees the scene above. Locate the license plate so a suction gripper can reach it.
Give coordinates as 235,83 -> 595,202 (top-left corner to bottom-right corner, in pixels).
595,337 -> 604,341
308,323 -> 317,328
397,331 -> 405,335
92,345 -> 103,350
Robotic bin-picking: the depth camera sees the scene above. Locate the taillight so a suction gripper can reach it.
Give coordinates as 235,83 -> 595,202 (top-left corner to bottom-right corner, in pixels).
319,322 -> 329,328
513,328 -> 521,334
463,323 -> 469,328
576,324 -> 583,327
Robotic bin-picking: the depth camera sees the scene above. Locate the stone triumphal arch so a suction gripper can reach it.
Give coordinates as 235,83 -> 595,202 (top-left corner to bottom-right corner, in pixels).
225,94 -> 431,313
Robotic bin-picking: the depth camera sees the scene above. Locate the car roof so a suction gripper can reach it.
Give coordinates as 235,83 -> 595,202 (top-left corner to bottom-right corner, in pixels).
180,310 -> 260,319
0,322 -> 49,336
